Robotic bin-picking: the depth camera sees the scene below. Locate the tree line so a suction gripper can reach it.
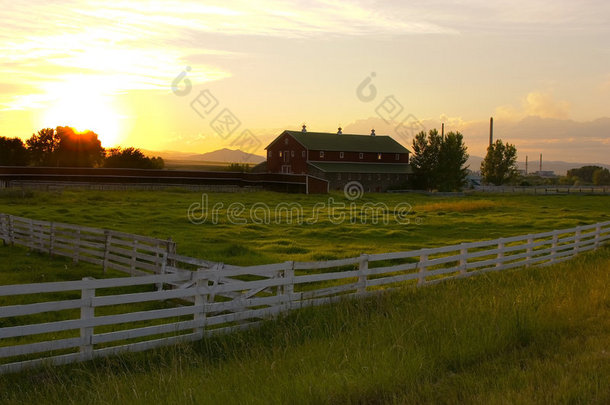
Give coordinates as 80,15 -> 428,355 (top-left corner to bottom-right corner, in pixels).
404,128 -> 519,191
0,127 -> 164,169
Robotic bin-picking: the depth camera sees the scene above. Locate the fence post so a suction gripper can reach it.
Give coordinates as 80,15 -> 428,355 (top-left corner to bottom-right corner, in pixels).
49,222 -> 55,256
73,228 -> 81,263
358,254 -> 369,294
551,231 -> 559,263
525,235 -> 533,267
166,237 -> 176,267
80,277 -> 95,361
8,215 -> 14,246
496,238 -> 505,269
594,223 -> 601,249
194,271 -> 207,338
573,226 -> 582,255
417,252 -> 428,286
284,261 -> 294,307
459,244 -> 467,276
103,230 -> 111,274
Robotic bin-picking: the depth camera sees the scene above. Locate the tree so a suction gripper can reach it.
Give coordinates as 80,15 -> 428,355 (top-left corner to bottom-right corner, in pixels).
437,131 -> 469,191
410,129 -> 442,190
103,147 -> 164,169
592,168 -> 610,185
55,126 -> 105,167
410,129 -> 469,191
567,166 -> 604,184
26,128 -> 60,166
480,140 -> 518,185
0,137 -> 29,166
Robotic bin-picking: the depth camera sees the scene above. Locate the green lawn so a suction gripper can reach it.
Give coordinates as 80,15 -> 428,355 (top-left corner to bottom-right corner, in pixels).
1,189 -> 608,268
0,189 -> 608,404
0,246 -> 608,404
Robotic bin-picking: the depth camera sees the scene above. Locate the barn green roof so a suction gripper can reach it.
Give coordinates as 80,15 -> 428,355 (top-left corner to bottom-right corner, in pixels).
309,162 -> 413,174
268,130 -> 410,154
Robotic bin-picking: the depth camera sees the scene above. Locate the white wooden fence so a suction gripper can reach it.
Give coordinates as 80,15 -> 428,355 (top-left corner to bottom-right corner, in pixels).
0,214 -> 176,276
475,185 -> 610,195
0,217 -> 609,374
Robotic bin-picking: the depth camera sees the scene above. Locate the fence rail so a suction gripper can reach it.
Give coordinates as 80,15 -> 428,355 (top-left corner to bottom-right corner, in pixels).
474,185 -> 610,195
1,215 -> 609,374
0,213 -> 176,276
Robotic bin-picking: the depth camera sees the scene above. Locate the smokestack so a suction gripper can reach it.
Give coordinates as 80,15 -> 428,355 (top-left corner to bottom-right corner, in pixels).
525,155 -> 528,175
441,123 -> 444,140
489,117 -> 494,147
540,153 -> 542,173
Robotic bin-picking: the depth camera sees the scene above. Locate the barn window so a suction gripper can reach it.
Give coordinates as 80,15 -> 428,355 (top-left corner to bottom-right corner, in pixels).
291,150 -> 294,157
302,151 -> 306,158
395,154 -> 400,160
320,151 -> 324,158
377,153 -> 382,160
359,153 -> 363,159
340,152 -> 344,159
279,151 -> 283,158
284,138 -> 288,145
268,151 -> 272,158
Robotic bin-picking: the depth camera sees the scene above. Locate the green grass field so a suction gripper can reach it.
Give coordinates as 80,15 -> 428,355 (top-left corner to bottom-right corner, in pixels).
0,189 -> 608,404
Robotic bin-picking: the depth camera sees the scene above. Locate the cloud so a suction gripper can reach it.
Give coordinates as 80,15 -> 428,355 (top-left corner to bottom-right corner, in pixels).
522,92 -> 570,119
494,91 -> 570,121
0,0 -> 459,111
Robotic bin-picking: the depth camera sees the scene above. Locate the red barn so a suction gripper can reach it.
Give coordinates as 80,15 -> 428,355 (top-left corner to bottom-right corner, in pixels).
265,126 -> 412,192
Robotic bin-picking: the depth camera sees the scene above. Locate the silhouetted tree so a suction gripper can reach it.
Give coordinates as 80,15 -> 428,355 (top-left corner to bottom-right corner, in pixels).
480,140 -> 518,185
26,128 -> 60,166
437,131 -> 469,191
592,168 -> 610,185
0,137 -> 29,166
55,126 -> 104,167
411,129 -> 442,190
411,129 -> 469,191
103,147 -> 164,169
567,166 -> 604,184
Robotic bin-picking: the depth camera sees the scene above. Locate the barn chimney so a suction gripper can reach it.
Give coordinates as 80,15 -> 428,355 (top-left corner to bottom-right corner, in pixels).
301,124 -> 307,133
337,127 -> 342,135
370,129 -> 376,136
489,117 -> 494,147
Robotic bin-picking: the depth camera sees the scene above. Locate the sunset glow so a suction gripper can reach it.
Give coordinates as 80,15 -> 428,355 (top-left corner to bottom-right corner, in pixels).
39,78 -> 121,147
1,1 -> 609,162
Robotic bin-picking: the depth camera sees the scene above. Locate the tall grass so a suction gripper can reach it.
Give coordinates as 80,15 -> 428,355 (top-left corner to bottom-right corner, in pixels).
1,247 -> 608,404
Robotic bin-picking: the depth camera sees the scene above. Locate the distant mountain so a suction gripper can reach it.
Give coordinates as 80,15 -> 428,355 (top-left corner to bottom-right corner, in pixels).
467,156 -> 610,176
140,148 -> 265,164
185,148 -> 265,163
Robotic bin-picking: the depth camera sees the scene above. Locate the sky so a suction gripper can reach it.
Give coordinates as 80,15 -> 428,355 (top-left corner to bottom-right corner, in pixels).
1,0 -> 609,163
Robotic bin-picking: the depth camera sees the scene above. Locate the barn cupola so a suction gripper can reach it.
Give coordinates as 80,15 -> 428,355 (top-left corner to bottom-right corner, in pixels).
337,127 -> 342,134
301,124 -> 307,133
370,129 -> 376,136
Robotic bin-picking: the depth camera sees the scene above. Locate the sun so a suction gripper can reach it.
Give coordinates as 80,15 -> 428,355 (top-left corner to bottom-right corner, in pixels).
40,78 -> 122,147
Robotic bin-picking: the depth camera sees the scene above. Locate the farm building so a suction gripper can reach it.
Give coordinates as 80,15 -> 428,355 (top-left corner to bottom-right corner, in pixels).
265,126 -> 413,192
